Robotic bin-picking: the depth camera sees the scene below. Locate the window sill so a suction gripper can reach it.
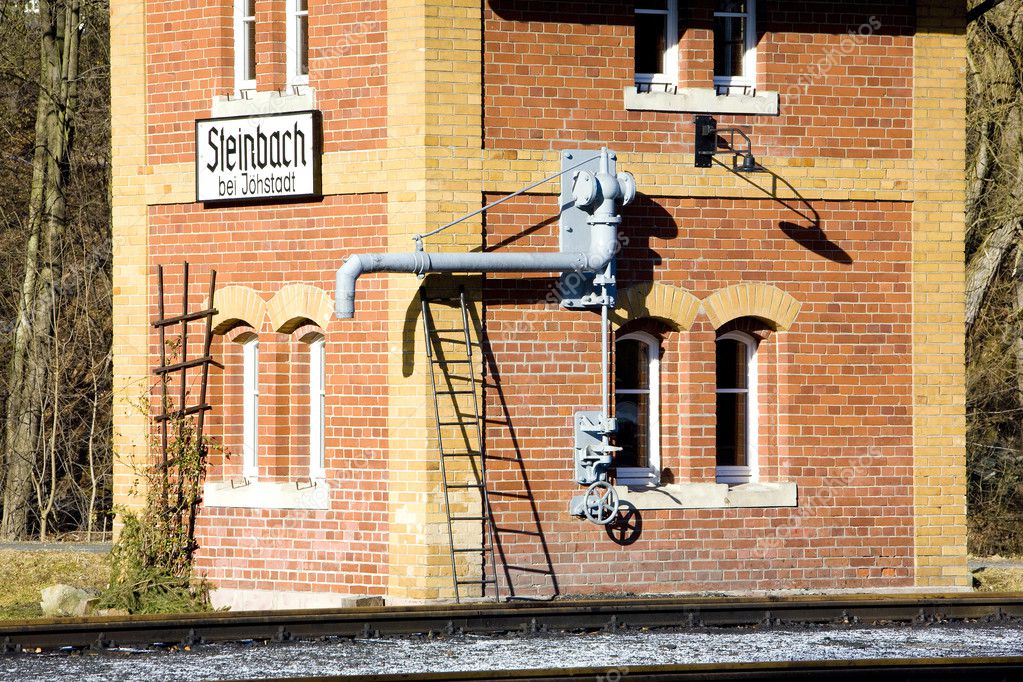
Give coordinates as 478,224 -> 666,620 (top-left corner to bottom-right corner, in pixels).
615,481 -> 796,510
203,479 -> 330,510
211,87 -> 317,118
616,466 -> 660,488
623,86 -> 779,116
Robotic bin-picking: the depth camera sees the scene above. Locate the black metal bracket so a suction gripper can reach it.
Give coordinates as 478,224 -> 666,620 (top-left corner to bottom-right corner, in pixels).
694,115 -> 762,172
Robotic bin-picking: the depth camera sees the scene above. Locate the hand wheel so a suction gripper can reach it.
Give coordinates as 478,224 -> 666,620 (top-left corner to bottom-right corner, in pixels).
583,481 -> 620,525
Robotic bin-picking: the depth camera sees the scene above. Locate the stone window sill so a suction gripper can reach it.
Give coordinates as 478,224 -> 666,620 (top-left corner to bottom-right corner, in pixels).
203,479 -> 330,510
614,481 -> 796,510
211,87 -> 316,118
624,87 -> 779,116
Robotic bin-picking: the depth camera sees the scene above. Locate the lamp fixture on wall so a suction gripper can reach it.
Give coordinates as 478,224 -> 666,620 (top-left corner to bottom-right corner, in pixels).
694,114 -> 763,173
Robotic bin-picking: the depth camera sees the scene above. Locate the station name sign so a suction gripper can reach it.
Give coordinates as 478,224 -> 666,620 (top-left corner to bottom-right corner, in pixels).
195,110 -> 321,203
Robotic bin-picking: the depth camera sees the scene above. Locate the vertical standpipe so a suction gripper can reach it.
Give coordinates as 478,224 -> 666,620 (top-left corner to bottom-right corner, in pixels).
335,149 -> 635,521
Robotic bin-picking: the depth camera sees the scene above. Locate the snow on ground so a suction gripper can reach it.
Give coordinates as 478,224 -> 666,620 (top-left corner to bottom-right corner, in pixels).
4,623 -> 1023,681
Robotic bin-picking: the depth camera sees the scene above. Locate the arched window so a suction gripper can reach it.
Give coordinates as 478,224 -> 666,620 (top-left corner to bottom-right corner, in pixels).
716,331 -> 757,484
615,331 -> 661,486
307,335 -> 326,480
240,334 -> 259,480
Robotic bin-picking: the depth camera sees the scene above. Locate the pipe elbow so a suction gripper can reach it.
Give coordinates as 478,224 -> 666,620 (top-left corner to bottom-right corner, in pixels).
586,223 -> 618,271
335,255 -> 365,319
586,249 -> 614,272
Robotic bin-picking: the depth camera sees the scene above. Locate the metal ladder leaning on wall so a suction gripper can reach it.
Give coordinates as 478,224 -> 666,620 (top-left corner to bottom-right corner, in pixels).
420,287 -> 501,603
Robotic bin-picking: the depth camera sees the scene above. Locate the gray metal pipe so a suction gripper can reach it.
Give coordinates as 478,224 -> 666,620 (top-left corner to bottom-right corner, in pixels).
336,223 -> 619,319
336,146 -> 629,319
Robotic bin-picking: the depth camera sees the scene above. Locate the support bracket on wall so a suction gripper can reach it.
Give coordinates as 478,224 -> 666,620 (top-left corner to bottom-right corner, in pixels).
558,150 -> 627,309
573,410 -> 618,485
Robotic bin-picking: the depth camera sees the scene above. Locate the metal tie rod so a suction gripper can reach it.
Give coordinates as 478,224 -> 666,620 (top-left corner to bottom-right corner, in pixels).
413,153 -> 600,243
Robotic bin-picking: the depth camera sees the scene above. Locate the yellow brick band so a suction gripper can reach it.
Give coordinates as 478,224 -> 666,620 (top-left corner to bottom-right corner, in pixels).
911,0 -> 970,589
144,149 -> 913,208
481,151 -> 913,202
110,0 -> 151,516
380,0 -> 486,602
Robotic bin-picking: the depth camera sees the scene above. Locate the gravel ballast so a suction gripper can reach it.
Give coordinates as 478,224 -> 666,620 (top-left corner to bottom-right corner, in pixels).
4,621 -> 1023,681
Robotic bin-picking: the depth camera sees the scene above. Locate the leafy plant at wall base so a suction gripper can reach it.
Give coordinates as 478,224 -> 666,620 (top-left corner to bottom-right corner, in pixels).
99,416 -> 217,614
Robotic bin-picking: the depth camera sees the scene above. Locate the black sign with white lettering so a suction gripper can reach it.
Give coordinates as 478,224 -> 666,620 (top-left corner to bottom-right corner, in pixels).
195,110 -> 321,203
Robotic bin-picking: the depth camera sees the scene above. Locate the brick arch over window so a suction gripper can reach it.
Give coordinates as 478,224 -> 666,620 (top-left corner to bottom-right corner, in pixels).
611,282 -> 701,331
267,284 -> 334,334
701,283 -> 801,331
211,285 -> 267,335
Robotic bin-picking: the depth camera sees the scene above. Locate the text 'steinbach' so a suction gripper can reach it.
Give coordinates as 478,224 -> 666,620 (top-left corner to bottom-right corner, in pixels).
195,111 -> 321,203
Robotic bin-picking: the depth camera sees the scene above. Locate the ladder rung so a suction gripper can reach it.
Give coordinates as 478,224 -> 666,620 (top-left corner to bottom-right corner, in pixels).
442,451 -> 482,457
451,516 -> 488,522
439,420 -> 478,427
433,359 -> 470,364
457,578 -> 498,585
446,483 -> 484,489
453,546 -> 493,553
436,390 -> 473,395
430,328 -> 465,333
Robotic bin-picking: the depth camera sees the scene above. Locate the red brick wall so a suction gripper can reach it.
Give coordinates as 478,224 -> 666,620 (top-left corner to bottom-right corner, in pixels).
148,195 -> 390,596
136,0 -> 927,599
146,0 -> 387,166
481,195 -> 914,596
483,0 -> 912,158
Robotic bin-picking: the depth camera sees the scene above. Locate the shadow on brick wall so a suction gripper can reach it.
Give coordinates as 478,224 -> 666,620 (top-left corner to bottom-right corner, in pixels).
712,158 -> 853,265
488,0 -> 913,37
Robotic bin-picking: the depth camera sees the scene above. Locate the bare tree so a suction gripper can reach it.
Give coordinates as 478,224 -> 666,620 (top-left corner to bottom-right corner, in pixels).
0,0 -> 111,541
965,0 -> 1023,553
0,0 -> 85,539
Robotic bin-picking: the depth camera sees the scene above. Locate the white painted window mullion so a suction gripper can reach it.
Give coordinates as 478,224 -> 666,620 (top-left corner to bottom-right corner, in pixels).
309,337 -> 325,480
242,337 -> 259,480
235,0 -> 256,92
286,0 -> 309,87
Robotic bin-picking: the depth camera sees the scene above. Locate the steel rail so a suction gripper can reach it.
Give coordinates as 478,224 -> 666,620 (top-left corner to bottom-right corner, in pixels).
221,657 -> 1023,682
3,593 -> 1023,652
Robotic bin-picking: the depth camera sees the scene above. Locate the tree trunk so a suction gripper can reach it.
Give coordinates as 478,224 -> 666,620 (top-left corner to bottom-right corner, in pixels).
39,328 -> 62,541
1,0 -> 82,540
966,221 -> 1019,333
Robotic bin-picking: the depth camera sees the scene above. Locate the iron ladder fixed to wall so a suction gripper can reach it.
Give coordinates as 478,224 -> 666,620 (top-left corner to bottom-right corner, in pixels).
420,287 -> 501,603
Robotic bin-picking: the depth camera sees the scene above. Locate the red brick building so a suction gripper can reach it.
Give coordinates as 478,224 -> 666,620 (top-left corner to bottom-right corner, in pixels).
111,0 -> 970,608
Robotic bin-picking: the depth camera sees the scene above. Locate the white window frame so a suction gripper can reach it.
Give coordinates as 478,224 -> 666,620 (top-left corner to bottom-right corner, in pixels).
634,0 -> 679,87
241,336 -> 259,480
308,336 -> 325,480
234,0 -> 257,92
615,331 -> 661,487
713,0 -> 757,91
286,0 -> 309,87
715,331 -> 758,485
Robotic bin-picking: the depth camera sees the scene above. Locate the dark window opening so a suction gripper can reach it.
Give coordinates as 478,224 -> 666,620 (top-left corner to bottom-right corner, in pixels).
615,337 -> 650,470
713,0 -> 753,84
634,0 -> 675,83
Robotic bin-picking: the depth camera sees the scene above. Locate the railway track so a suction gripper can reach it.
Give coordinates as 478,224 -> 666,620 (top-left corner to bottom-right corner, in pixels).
226,657 -> 1023,681
2,592 -> 1023,652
